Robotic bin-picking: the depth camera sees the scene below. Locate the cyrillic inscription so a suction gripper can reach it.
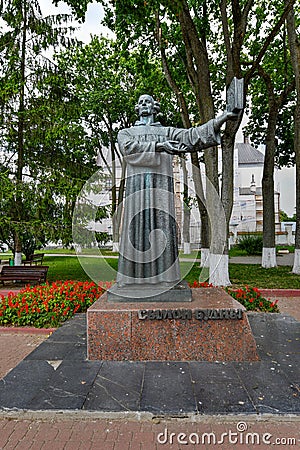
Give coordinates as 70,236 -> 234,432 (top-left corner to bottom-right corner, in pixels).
138,309 -> 243,321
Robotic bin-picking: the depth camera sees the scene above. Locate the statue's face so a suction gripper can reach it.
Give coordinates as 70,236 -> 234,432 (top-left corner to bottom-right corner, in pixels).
137,95 -> 155,117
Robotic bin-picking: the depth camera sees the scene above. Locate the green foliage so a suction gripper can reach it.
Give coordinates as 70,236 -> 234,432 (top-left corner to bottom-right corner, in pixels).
0,280 -> 112,328
57,35 -> 177,134
0,173 -> 48,256
244,16 -> 296,169
53,0 -> 89,21
236,235 -> 263,255
280,210 -> 296,221
95,232 -> 111,246
0,0 -> 91,252
226,286 -> 279,312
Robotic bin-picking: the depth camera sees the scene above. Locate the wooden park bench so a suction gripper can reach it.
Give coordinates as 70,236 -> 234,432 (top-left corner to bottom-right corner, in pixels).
22,253 -> 45,266
0,265 -> 49,285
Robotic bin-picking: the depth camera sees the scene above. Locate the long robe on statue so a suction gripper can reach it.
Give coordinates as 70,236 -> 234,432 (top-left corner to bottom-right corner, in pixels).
116,119 -> 221,286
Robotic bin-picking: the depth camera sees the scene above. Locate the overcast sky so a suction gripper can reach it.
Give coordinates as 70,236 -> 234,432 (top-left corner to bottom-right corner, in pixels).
39,0 -> 296,217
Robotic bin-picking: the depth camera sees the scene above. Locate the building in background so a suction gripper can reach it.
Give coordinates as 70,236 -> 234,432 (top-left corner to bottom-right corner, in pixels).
230,137 -> 280,235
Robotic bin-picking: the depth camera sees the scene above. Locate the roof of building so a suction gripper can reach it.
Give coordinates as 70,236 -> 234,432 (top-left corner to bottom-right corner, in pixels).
236,143 -> 264,165
239,187 -> 279,195
239,187 -> 262,195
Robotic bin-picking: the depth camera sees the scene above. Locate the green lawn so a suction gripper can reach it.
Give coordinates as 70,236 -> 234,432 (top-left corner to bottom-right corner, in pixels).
37,255 -> 300,289
44,256 -> 118,283
185,263 -> 300,289
2,251 -> 300,289
229,264 -> 300,289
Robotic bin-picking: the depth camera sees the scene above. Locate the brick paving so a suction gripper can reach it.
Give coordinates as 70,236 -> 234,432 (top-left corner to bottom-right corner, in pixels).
0,415 -> 299,449
276,297 -> 300,321
0,333 -> 48,379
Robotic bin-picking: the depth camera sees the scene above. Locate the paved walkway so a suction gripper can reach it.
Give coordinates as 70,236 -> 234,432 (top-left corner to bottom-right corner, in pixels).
2,252 -> 295,265
229,253 -> 295,266
0,414 -> 299,449
0,333 -> 48,380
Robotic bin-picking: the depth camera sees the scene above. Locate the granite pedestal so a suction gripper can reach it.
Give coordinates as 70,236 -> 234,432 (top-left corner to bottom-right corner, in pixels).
107,280 -> 192,302
87,288 -> 259,362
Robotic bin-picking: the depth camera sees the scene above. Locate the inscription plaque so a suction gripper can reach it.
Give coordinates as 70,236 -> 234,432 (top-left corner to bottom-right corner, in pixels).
138,308 -> 243,321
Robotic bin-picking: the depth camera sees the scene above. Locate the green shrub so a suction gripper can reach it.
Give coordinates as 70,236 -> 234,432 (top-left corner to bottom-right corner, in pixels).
236,234 -> 263,255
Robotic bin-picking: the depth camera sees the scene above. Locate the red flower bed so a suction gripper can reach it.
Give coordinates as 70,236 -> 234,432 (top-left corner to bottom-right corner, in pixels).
189,281 -> 279,312
189,281 -> 213,288
226,286 -> 279,312
0,279 -> 279,328
0,280 -> 112,328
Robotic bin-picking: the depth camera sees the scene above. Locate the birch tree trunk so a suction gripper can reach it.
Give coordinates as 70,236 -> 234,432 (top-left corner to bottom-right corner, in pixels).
156,16 -> 210,261
14,1 -> 27,266
112,159 -> 126,252
181,158 -> 191,254
286,7 -> 300,274
178,3 -> 227,284
258,64 -> 295,268
262,105 -> 278,268
190,152 -> 210,268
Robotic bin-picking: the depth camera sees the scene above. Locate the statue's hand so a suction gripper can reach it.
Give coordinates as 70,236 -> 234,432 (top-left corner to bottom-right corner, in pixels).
156,140 -> 180,154
226,111 -> 239,121
156,141 -> 193,154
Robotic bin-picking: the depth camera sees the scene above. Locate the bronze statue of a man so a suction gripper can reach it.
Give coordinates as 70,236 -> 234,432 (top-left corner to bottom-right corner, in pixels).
115,94 -> 236,291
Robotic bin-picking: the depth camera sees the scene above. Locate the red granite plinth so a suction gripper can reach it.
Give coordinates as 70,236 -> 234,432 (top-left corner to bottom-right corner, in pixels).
87,288 -> 259,361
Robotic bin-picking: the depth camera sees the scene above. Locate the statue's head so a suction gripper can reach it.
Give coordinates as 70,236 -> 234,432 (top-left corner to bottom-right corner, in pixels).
135,94 -> 160,118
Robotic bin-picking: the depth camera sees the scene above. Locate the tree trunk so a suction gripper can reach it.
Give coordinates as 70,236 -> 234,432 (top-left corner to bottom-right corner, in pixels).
262,105 -> 278,268
111,143 -> 118,250
207,172 -> 230,285
178,2 -> 229,285
14,2 -> 27,265
155,17 -> 210,261
181,158 -> 191,254
200,247 -> 210,268
258,62 -> 295,269
217,120 -> 240,283
190,152 -> 210,267
14,233 -> 22,266
292,105 -> 300,272
286,7 -> 300,273
112,159 -> 126,252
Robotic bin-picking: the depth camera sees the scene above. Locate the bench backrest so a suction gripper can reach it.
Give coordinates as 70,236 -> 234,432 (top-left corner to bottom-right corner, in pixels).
31,253 -> 44,259
1,266 -> 49,275
26,253 -> 44,261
